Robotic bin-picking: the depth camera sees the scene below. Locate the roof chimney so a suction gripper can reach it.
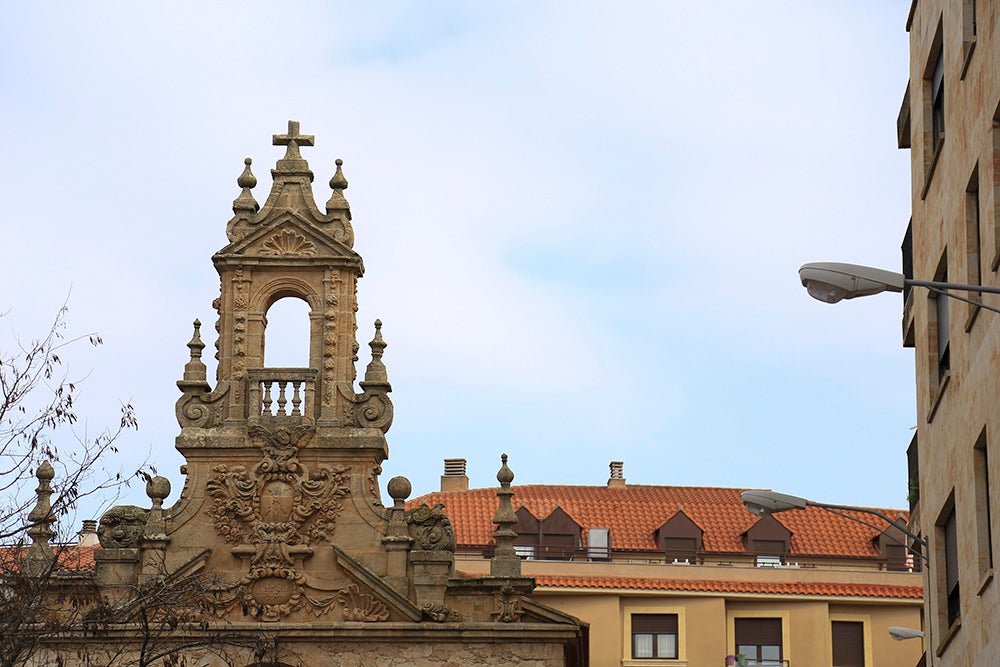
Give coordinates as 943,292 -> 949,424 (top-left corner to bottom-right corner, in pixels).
441,458 -> 469,492
77,519 -> 99,547
608,461 -> 626,488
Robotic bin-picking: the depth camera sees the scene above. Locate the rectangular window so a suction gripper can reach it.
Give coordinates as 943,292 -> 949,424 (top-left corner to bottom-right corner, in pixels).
962,0 -> 977,75
832,621 -> 864,667
974,429 -> 993,579
922,23 -> 945,194
929,252 -> 951,396
632,614 -> 678,660
966,168 -> 982,325
931,49 -> 945,151
941,503 -> 961,628
735,618 -> 782,666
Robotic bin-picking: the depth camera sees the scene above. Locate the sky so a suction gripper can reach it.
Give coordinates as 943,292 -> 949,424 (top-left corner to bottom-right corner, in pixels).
0,1 -> 916,529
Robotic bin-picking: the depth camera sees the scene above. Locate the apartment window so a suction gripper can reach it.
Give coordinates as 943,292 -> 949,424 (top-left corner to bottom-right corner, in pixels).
993,109 -> 1000,270
929,252 -> 951,395
832,621 -> 864,667
966,168 -> 982,325
961,0 -> 977,75
632,614 -> 678,660
938,501 -> 961,628
513,506 -> 582,560
974,429 -> 993,580
931,49 -> 945,151
656,510 -> 703,563
735,618 -> 782,666
746,515 -> 791,567
922,23 -> 944,194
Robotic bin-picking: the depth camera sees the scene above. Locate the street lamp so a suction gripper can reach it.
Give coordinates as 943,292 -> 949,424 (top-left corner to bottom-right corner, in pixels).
799,262 -> 1000,314
741,490 -> 928,560
888,626 -> 925,641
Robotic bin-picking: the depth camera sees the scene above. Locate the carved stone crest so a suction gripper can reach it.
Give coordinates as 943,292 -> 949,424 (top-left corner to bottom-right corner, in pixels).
205,424 -> 351,619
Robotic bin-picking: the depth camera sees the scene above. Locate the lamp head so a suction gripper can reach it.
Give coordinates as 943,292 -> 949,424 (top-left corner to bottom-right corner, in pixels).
888,626 -> 924,641
741,490 -> 808,515
799,262 -> 905,304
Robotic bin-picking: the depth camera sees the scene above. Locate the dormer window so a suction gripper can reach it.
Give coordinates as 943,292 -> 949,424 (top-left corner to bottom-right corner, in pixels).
538,507 -> 582,560
513,507 -> 540,559
512,506 -> 582,560
745,515 -> 791,567
655,509 -> 703,564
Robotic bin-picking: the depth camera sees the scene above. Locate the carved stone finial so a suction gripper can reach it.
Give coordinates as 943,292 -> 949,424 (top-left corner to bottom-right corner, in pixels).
233,157 -> 260,213
326,158 -> 351,214
387,476 -> 412,510
330,158 -> 348,190
182,319 -> 208,383
491,453 -> 520,577
143,476 -> 171,541
26,461 -> 56,573
362,319 -> 390,385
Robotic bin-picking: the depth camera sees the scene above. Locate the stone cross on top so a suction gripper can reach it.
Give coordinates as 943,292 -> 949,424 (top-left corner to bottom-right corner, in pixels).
273,120 -> 314,160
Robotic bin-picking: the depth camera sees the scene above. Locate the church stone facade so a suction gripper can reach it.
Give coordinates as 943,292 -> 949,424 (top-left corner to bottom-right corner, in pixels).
24,122 -> 587,666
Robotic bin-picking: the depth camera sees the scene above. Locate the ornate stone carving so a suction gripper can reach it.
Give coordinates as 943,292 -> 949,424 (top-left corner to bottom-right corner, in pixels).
493,581 -> 524,623
204,424 -> 351,619
260,229 -> 317,256
406,504 -> 456,552
335,584 -> 390,621
421,602 -> 464,623
98,505 -> 150,548
206,425 -> 349,546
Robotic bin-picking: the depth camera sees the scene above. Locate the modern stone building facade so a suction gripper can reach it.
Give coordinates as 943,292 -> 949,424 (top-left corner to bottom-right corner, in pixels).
897,0 -> 1000,665
17,122 -> 586,666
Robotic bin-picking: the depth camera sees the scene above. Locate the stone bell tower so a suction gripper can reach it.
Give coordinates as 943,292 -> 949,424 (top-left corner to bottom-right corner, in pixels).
177,120 -> 391,433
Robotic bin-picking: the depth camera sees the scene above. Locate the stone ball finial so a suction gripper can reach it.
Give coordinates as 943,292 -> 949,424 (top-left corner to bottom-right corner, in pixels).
387,476 -> 412,502
497,453 -> 514,485
146,476 -> 171,501
36,461 -> 55,482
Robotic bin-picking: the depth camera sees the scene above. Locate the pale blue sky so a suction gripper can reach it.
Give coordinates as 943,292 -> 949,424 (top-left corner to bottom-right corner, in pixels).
0,2 -> 915,528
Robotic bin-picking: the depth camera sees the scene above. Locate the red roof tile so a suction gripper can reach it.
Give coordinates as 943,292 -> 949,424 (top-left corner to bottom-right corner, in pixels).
533,574 -> 922,600
410,485 -> 910,559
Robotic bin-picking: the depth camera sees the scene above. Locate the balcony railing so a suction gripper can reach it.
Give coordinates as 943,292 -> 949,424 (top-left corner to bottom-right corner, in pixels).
247,368 -> 317,419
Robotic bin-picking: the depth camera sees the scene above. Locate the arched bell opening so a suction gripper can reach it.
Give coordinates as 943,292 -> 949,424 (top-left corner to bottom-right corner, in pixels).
245,281 -> 323,421
263,296 -> 311,368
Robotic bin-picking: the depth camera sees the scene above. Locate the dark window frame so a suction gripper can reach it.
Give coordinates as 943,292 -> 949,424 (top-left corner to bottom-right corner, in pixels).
631,613 -> 678,660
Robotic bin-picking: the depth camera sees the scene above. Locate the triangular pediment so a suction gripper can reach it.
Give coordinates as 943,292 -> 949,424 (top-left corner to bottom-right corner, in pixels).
215,213 -> 361,264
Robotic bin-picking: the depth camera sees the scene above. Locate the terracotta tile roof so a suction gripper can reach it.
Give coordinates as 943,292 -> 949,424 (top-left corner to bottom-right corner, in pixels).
533,574 -> 923,600
410,485 -> 910,559
0,544 -> 98,572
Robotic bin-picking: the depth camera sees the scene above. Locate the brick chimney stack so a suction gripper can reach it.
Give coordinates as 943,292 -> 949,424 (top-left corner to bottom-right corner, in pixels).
608,461 -> 626,488
441,458 -> 469,492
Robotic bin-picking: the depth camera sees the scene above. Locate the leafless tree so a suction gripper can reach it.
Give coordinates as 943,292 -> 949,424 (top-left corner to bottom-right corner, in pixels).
0,303 -> 143,543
